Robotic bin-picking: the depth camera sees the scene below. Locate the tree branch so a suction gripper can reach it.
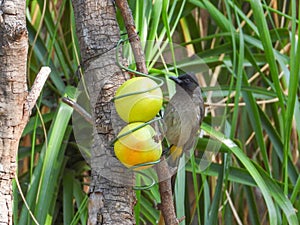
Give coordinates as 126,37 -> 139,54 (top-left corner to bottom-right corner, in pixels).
25,66 -> 51,114
156,158 -> 179,225
115,1 -> 178,224
115,0 -> 147,74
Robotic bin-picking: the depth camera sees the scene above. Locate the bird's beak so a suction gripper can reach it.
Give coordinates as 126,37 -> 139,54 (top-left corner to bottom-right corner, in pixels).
169,76 -> 183,84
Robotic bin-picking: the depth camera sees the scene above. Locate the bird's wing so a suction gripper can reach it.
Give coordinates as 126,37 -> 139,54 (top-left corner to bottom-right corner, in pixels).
182,87 -> 204,153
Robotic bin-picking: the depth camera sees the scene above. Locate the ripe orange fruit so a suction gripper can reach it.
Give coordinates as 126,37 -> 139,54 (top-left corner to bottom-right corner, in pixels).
114,122 -> 162,169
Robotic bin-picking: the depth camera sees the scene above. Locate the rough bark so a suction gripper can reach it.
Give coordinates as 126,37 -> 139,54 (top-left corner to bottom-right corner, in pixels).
0,0 -> 28,224
71,1 -> 135,224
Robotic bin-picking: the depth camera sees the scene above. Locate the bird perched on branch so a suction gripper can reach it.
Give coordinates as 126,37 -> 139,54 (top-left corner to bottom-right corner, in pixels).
163,73 -> 205,166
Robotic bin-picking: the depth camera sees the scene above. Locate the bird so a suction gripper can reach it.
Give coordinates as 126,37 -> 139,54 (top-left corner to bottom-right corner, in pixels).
163,73 -> 205,166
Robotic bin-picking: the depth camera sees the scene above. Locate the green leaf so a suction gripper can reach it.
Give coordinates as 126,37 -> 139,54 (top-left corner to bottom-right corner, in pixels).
201,123 -> 299,225
175,157 -> 186,225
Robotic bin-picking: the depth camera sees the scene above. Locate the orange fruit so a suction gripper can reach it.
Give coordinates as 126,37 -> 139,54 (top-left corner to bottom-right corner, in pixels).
114,122 -> 162,169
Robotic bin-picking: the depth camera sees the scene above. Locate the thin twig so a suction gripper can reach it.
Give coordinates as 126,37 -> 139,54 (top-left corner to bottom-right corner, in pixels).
61,97 -> 93,124
225,190 -> 243,225
205,97 -> 279,108
15,174 -> 40,225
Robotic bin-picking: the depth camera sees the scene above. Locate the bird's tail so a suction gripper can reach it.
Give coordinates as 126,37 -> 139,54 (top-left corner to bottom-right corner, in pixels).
170,145 -> 183,161
169,145 -> 183,166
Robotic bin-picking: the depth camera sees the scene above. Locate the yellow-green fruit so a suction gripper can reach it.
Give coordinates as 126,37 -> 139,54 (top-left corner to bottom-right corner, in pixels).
114,77 -> 163,123
114,122 -> 162,169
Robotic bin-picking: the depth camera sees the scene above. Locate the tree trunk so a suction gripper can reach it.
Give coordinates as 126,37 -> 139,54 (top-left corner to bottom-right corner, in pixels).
0,0 -> 28,224
71,1 -> 136,224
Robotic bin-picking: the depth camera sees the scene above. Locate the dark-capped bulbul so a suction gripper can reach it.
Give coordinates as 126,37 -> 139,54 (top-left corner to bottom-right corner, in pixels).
163,73 -> 205,165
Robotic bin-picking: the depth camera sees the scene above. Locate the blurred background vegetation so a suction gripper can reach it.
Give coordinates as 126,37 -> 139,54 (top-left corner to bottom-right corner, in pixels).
16,0 -> 299,224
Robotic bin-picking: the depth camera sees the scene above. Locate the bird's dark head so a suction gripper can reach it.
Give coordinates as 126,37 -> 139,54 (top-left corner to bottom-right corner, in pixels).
169,73 -> 199,93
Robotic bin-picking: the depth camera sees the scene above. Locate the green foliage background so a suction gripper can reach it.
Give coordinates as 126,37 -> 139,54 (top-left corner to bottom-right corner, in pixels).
16,0 -> 300,224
